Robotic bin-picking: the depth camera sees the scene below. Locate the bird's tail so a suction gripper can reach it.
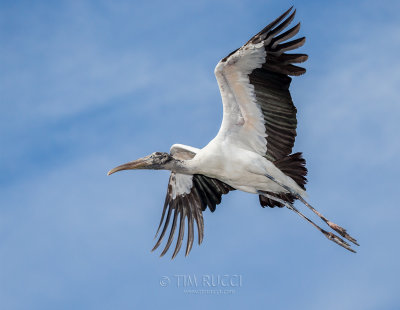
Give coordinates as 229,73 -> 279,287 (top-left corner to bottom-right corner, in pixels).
259,152 -> 307,208
274,152 -> 307,190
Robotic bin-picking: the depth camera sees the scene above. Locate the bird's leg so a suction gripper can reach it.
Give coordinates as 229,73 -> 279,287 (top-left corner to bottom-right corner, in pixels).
264,174 -> 359,246
259,191 -> 356,253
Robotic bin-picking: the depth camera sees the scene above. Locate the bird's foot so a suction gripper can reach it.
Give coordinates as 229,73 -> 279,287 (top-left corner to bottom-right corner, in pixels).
327,221 -> 359,246
322,229 -> 356,253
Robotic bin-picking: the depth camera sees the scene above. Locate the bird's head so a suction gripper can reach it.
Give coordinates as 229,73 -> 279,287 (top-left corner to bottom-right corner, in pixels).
107,152 -> 174,175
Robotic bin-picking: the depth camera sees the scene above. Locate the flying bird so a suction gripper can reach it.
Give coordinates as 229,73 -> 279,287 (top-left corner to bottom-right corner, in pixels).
108,7 -> 358,258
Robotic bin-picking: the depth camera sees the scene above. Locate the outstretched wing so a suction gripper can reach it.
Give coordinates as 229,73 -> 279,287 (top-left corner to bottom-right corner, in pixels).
214,6 -> 307,161
152,145 -> 233,259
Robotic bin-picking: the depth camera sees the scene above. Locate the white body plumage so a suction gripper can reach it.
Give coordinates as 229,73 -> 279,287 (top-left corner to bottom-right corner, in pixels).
176,142 -> 306,196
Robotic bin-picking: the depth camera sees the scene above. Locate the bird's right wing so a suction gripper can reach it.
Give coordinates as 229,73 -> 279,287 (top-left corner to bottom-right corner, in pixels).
214,7 -> 307,161
152,145 -> 233,259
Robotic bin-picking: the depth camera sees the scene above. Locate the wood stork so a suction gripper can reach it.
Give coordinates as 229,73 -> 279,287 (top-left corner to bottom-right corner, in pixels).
108,7 -> 358,258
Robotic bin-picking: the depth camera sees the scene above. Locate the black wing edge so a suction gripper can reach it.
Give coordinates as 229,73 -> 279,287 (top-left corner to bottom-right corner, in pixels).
249,7 -> 308,163
248,6 -> 308,76
222,7 -> 307,74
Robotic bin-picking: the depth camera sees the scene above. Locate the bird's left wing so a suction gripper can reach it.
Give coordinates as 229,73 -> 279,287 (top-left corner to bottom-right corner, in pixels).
152,145 -> 233,258
214,7 -> 307,161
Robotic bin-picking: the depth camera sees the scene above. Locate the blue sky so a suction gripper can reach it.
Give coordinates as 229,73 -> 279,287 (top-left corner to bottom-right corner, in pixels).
1,0 -> 400,309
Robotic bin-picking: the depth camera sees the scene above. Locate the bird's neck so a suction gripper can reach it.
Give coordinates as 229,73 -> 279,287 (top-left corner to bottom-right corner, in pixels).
167,159 -> 197,175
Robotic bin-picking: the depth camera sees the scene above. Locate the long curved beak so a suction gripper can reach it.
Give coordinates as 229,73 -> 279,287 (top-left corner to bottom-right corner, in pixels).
107,156 -> 152,175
